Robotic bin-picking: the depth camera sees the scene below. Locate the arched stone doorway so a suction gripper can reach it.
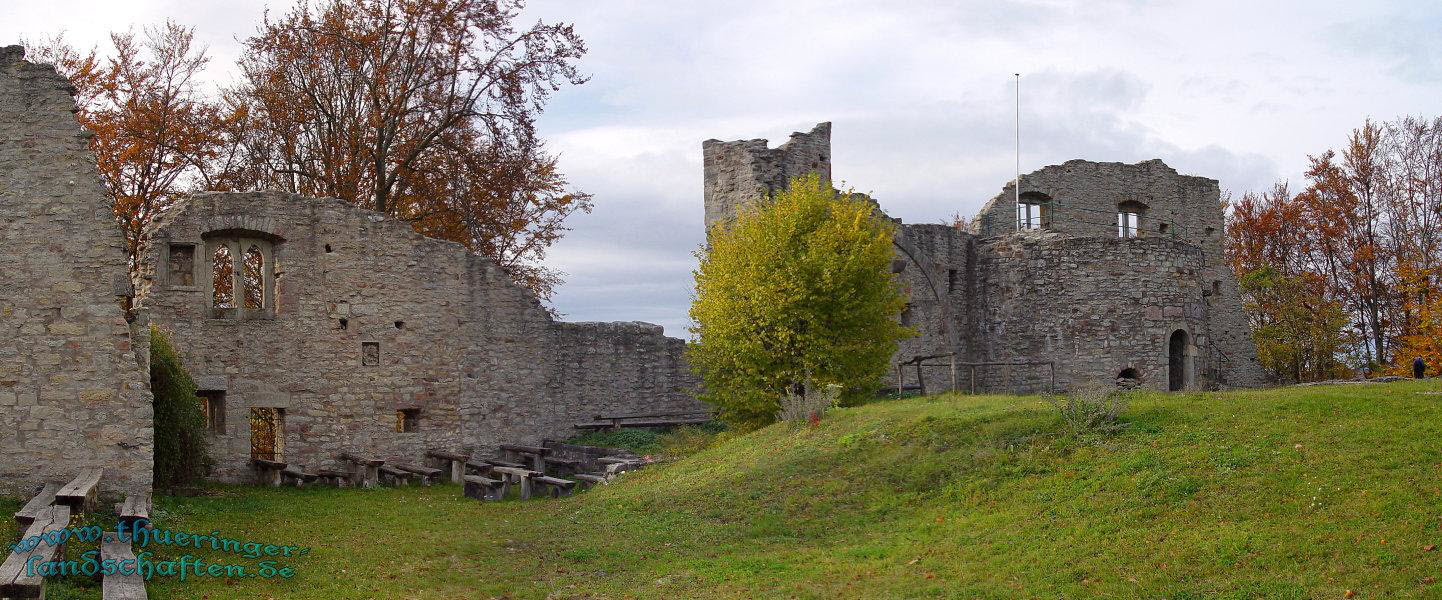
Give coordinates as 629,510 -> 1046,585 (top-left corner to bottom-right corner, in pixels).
1168,329 -> 1190,391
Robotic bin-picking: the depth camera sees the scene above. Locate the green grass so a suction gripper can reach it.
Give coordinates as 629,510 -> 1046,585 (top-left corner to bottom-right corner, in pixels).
8,380 -> 1442,598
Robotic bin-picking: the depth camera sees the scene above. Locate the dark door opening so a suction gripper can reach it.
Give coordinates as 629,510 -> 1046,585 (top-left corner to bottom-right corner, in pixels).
1168,330 -> 1189,391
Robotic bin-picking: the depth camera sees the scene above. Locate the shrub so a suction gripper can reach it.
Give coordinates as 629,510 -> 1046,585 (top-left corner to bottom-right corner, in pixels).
1044,382 -> 1132,435
688,174 -> 913,429
150,325 -> 212,489
776,381 -> 841,426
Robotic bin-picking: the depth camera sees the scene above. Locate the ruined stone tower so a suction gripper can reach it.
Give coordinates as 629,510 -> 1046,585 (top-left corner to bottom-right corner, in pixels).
0,46 -> 154,496
702,122 -> 1266,393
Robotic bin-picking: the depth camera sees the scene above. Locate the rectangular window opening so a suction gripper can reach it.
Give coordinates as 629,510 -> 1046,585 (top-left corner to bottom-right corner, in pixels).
168,244 -> 195,287
396,409 -> 419,433
249,407 -> 284,462
197,390 -> 226,434
362,342 -> 380,366
1118,211 -> 1140,238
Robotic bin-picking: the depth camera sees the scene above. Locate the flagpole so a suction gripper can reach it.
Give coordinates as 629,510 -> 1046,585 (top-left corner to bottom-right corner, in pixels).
1014,73 -> 1020,231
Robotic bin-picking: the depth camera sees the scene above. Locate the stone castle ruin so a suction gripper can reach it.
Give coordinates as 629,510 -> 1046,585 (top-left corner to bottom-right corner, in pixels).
1,47 -> 702,496
2,42 -> 1268,499
704,122 -> 1266,395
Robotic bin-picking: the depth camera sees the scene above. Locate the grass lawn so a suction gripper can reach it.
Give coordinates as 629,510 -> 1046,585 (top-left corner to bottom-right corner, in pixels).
8,379 -> 1442,598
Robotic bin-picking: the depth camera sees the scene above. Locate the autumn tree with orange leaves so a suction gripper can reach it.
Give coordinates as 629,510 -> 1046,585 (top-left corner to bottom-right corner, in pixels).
1226,116 -> 1442,380
26,23 -> 221,279
212,0 -> 591,304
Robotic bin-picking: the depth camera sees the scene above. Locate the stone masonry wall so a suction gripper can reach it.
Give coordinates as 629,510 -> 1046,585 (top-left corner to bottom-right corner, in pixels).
136,191 -> 701,483
972,159 -> 1265,387
702,122 -> 831,230
701,122 -> 1267,394
0,47 -> 153,497
971,234 -> 1210,393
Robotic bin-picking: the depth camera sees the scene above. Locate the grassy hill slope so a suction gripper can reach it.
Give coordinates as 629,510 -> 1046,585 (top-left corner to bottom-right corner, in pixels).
15,380 -> 1442,598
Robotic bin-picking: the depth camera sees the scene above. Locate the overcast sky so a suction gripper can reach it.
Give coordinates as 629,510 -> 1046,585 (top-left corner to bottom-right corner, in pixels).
5,1 -> 1440,337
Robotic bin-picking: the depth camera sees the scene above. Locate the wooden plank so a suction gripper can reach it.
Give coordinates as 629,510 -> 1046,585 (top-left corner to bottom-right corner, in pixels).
0,504 -> 72,598
55,468 -> 102,513
572,473 -> 608,485
337,453 -> 382,488
101,531 -> 147,600
378,465 -> 414,486
14,483 -> 59,534
593,410 -> 712,421
392,463 -> 442,486
489,466 -> 538,500
337,452 -> 383,466
426,450 -> 469,462
498,444 -> 549,455
117,492 -> 151,530
480,458 -> 526,469
392,463 -> 442,476
462,475 -> 504,501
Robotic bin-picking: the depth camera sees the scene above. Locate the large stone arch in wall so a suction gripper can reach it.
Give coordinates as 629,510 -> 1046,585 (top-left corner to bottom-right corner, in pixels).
892,233 -> 958,354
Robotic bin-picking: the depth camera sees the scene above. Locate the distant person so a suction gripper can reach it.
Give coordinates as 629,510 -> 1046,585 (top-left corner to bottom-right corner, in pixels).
1416,357 -> 1428,379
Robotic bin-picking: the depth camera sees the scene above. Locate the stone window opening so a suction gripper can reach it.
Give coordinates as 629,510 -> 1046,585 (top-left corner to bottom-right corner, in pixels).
396,408 -> 419,433
1212,280 -> 1222,297
324,244 -> 333,253
362,341 -> 380,366
1016,192 -> 1052,230
205,232 -> 278,317
1118,201 -> 1147,238
947,269 -> 958,294
166,244 -> 196,287
197,390 -> 226,434
900,303 -> 914,327
338,318 -> 349,330
394,320 -> 405,330
1158,222 -> 1169,235
212,245 -> 234,308
249,407 -> 284,462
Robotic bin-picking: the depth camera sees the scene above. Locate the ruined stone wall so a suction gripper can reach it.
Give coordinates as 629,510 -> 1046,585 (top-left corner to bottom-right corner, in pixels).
0,47 -> 153,497
972,159 -> 1265,387
137,191 -> 702,482
701,122 -> 1267,394
971,234 -> 1211,393
702,122 -> 831,230
892,223 -> 972,394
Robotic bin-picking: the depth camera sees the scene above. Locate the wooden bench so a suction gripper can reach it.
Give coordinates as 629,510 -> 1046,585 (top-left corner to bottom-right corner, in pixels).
574,411 -> 713,432
249,458 -> 288,487
542,456 -> 584,476
462,475 -> 505,501
315,470 -> 354,487
281,466 -> 319,487
392,463 -> 444,486
14,483 -> 58,536
498,444 -> 550,472
56,468 -> 102,513
488,466 -> 540,500
426,450 -> 470,483
463,460 -> 494,477
480,457 -> 526,469
101,531 -> 147,599
0,504 -> 71,599
338,452 -> 384,488
531,476 -> 578,498
378,465 -> 417,486
598,456 -> 648,476
572,473 -> 608,490
116,492 -> 152,531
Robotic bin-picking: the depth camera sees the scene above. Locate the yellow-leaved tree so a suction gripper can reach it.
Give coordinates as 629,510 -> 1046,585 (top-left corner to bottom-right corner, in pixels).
688,174 -> 913,429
